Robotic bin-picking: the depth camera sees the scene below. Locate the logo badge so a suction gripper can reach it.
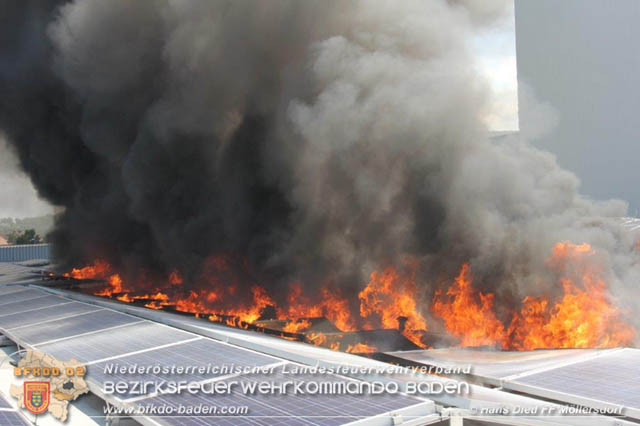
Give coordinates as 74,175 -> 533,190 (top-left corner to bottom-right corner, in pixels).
24,382 -> 50,415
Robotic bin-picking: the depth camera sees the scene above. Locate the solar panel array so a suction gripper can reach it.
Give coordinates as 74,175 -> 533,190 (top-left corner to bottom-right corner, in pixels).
0,392 -> 30,426
0,411 -> 31,426
141,364 -> 433,426
0,295 -> 71,317
0,301 -> 101,329
6,272 -> 638,425
386,347 -> 607,383
10,308 -> 143,345
0,262 -> 43,285
0,282 -> 436,425
504,348 -> 640,419
90,338 -> 282,400
36,321 -> 196,363
0,286 -> 28,296
0,288 -> 50,305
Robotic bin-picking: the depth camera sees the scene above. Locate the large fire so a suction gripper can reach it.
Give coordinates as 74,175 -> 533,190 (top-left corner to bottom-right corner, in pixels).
507,243 -> 636,350
432,242 -> 635,350
65,242 -> 636,353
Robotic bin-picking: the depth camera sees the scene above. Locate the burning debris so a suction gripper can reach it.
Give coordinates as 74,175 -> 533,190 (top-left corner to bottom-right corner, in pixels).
61,242 -> 635,354
282,319 -> 313,334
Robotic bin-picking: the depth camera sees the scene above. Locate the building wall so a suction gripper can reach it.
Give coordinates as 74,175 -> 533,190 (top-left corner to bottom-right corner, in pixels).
516,0 -> 640,211
0,244 -> 50,262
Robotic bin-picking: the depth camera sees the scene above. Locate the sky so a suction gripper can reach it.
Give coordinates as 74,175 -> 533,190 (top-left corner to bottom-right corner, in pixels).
474,1 -> 518,131
0,4 -> 519,219
0,134 -> 55,218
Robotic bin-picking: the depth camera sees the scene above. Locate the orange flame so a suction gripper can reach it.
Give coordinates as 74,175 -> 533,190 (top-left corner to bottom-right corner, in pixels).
306,332 -> 377,353
65,260 -> 111,279
150,291 -> 169,302
115,292 -> 133,303
508,242 -> 635,349
174,286 -> 274,324
283,319 -> 312,333
175,290 -> 208,313
281,283 -> 356,332
67,261 -> 124,296
144,301 -> 164,310
71,240 -> 635,353
116,290 -> 169,305
433,243 -> 635,350
230,286 -> 275,323
359,265 -> 427,347
307,332 -> 328,347
168,270 -> 183,286
105,274 -> 124,295
432,263 -> 506,348
141,292 -> 171,309
345,343 -> 377,353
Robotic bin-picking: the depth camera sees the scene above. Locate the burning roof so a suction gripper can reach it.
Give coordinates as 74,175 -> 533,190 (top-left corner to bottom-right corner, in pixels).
58,241 -> 635,355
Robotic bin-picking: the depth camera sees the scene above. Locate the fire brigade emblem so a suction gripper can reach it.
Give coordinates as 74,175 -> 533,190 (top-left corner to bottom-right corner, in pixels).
24,382 -> 50,415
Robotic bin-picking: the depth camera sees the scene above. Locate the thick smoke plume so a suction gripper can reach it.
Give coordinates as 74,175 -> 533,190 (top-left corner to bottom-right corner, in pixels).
1,1 -> 638,324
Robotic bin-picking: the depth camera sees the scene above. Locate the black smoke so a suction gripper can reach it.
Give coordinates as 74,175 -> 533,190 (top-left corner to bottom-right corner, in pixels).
0,0 -> 638,323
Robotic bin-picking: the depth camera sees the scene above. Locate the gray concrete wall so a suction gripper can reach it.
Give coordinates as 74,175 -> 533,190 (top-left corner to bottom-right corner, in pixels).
516,0 -> 640,211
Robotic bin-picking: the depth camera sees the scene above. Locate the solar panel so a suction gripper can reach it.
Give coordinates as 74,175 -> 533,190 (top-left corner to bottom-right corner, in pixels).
0,302 -> 102,330
386,347 -> 607,383
9,309 -> 143,345
0,387 -> 29,425
0,263 -> 42,285
0,264 -> 33,275
0,411 -> 30,426
0,286 -> 29,296
0,295 -> 71,317
505,348 -> 640,419
0,289 -> 49,305
90,338 -> 282,400
141,364 -> 434,426
0,392 -> 12,408
36,321 -> 197,363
